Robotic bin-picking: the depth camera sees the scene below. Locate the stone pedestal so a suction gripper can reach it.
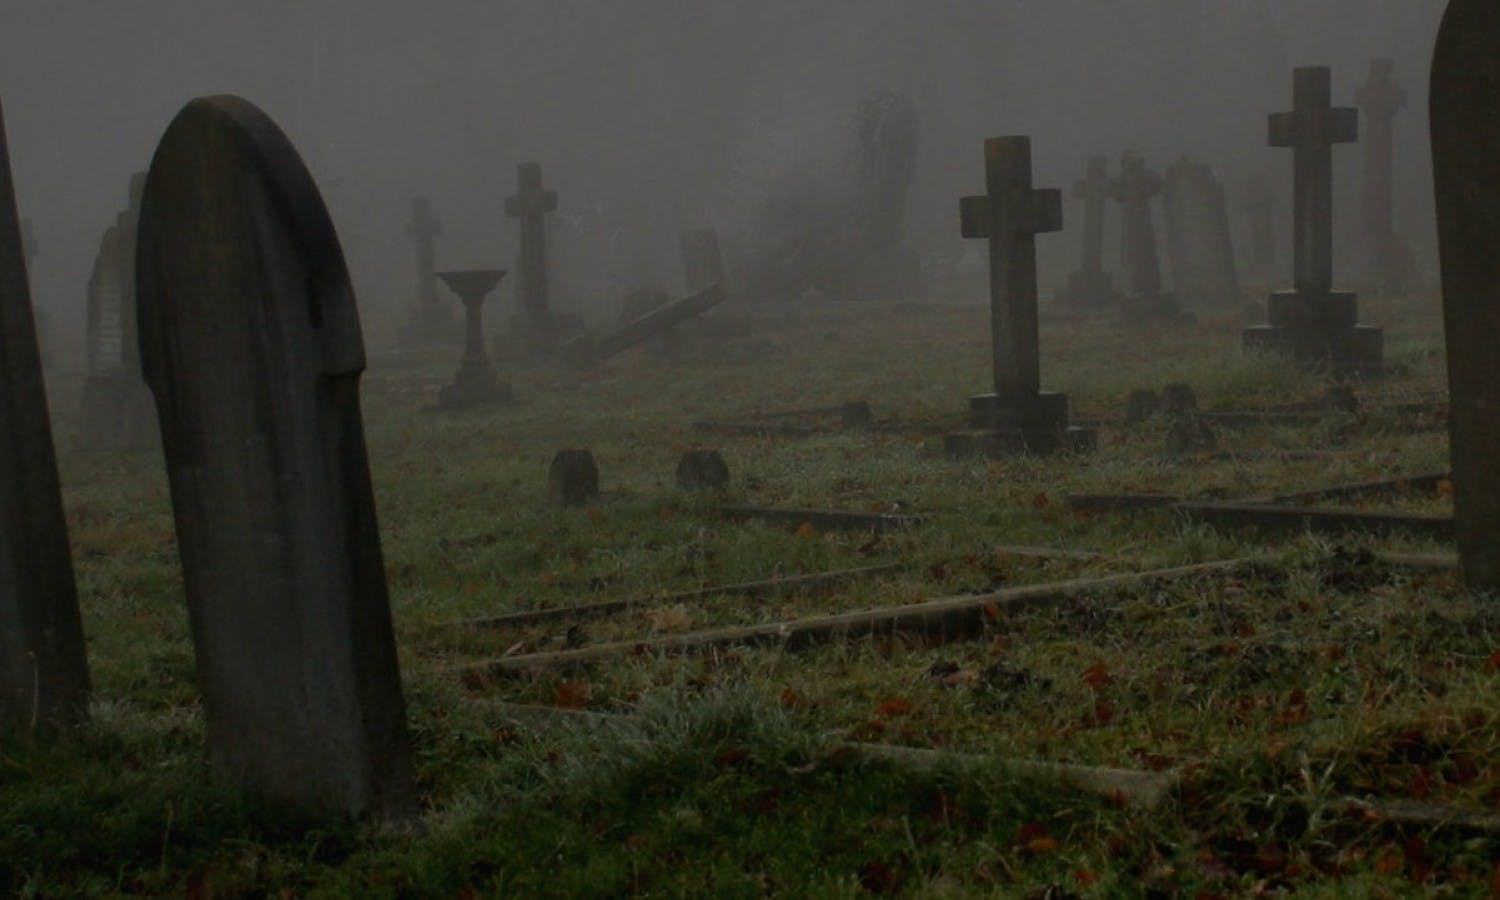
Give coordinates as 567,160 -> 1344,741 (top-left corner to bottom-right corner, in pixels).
945,392 -> 1096,457
435,269 -> 511,409
1243,289 -> 1383,374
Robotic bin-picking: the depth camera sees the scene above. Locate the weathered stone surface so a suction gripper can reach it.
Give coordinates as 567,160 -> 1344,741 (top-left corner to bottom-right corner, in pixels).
135,95 -> 413,817
676,450 -> 730,492
401,197 -> 456,346
549,450 -> 600,507
505,163 -> 582,355
950,136 -> 1092,457
1110,152 -> 1181,322
0,99 -> 90,732
1357,59 -> 1418,292
1057,156 -> 1123,312
1162,158 -> 1245,310
1246,66 -> 1381,373
1432,0 -> 1500,591
434,270 -> 511,409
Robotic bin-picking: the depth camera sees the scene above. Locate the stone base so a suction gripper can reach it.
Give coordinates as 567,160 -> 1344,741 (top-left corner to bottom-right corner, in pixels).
434,362 -> 512,409
1056,269 -> 1123,312
76,374 -> 158,451
947,392 -> 1096,457
1120,292 -> 1189,324
399,305 -> 461,347
1245,289 -> 1384,374
497,311 -> 587,359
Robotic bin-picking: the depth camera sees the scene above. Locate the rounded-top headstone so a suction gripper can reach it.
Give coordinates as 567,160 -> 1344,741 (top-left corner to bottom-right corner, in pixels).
1161,383 -> 1199,418
550,449 -> 600,507
676,450 -> 730,492
135,95 -> 413,818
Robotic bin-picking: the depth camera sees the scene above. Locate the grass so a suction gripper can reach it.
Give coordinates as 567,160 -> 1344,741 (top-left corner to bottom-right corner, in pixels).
6,288 -> 1496,896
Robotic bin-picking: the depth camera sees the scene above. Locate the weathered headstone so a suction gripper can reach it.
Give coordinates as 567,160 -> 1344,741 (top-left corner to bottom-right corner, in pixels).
135,95 -> 413,817
1356,59 -> 1418,292
946,136 -> 1093,457
1431,0 -> 1500,590
0,100 -> 90,732
1162,157 -> 1245,310
549,450 -> 599,507
77,173 -> 156,451
401,196 -> 456,345
434,269 -> 511,409
1110,152 -> 1180,322
1057,156 -> 1124,312
1241,172 -> 1277,267
505,162 -> 583,355
851,89 -> 924,300
1245,66 -> 1382,373
676,450 -> 729,492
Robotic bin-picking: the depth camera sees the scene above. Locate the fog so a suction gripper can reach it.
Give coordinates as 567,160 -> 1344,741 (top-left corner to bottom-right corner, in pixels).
0,0 -> 1447,358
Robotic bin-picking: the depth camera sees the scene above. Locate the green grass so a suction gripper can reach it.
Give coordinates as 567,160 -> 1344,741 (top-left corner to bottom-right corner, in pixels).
7,291 -> 1496,896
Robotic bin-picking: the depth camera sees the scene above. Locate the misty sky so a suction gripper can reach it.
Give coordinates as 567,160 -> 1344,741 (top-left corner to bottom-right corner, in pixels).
0,0 -> 1448,355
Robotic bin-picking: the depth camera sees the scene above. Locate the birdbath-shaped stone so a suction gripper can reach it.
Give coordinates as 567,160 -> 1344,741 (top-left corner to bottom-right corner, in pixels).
435,269 -> 512,408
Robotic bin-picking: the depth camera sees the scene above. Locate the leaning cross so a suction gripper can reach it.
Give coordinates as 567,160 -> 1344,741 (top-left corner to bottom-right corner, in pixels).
960,137 -> 1062,403
1269,66 -> 1358,295
504,162 -> 558,319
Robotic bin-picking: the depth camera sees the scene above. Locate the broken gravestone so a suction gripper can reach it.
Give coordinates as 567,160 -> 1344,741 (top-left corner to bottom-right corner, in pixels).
549,450 -> 600,507
434,269 -> 512,409
947,136 -> 1093,457
135,95 -> 413,817
0,99 -> 90,732
1432,0 -> 1500,591
563,284 -> 725,368
1245,66 -> 1382,374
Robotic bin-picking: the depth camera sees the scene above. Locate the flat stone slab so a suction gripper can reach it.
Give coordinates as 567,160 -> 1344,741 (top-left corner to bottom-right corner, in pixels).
722,506 -> 924,533
1175,501 -> 1452,541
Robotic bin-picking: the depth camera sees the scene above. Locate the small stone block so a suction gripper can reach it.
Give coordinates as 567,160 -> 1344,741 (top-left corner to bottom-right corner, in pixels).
1266,290 -> 1358,330
676,450 -> 730,492
968,391 -> 1069,431
549,450 -> 600,507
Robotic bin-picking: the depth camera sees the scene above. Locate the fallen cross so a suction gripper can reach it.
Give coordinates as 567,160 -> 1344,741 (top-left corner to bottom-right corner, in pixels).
722,505 -> 925,533
562,283 -> 724,367
440,559 -> 1250,679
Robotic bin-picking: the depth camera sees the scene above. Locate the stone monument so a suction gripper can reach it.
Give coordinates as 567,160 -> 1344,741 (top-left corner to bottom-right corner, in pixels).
1245,66 -> 1382,373
434,269 -> 511,408
401,196 -> 457,345
1356,59 -> 1418,292
946,137 -> 1093,457
0,100 -> 90,732
1110,152 -> 1181,322
1056,156 -> 1124,312
135,95 -> 414,817
505,162 -> 582,355
1162,157 -> 1245,310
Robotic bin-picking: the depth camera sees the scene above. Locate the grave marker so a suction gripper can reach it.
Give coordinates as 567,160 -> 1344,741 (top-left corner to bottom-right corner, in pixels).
1245,66 -> 1382,372
135,95 -> 413,817
1162,157 -> 1245,310
434,269 -> 511,408
1110,152 -> 1180,321
505,162 -> 582,354
0,100 -> 90,731
401,196 -> 455,345
947,136 -> 1092,457
1057,156 -> 1123,311
1431,0 -> 1500,590
1357,59 -> 1418,291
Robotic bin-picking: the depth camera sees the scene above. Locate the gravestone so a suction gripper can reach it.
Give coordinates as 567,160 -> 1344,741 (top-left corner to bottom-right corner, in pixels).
434,270 -> 511,409
1241,172 -> 1277,267
1110,152 -> 1180,322
1162,158 -> 1245,311
77,173 -> 157,451
1245,66 -> 1382,373
1431,0 -> 1500,590
0,100 -> 90,732
1356,59 -> 1418,292
564,284 -> 725,367
135,95 -> 413,817
401,196 -> 456,345
1057,156 -> 1124,312
549,450 -> 599,507
505,162 -> 583,355
676,450 -> 729,492
851,89 -> 923,300
946,136 -> 1093,457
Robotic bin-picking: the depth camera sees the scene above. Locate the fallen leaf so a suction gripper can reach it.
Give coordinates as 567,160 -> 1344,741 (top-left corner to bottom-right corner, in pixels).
874,697 -> 914,717
1031,492 -> 1051,509
795,522 -> 818,538
1081,662 -> 1114,688
553,680 -> 590,709
779,688 -> 804,709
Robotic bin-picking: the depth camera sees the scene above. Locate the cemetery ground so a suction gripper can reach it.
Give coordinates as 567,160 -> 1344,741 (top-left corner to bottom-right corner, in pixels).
7,286 -> 1498,897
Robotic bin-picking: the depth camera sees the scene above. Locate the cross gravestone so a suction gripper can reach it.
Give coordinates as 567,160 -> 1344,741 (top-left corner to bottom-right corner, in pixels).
1110,151 -> 1181,322
0,99 -> 90,732
946,136 -> 1093,457
434,269 -> 511,408
1241,172 -> 1278,267
135,95 -> 414,817
1432,0 -> 1500,591
401,196 -> 456,346
1056,156 -> 1123,312
1245,66 -> 1382,373
1356,59 -> 1419,292
504,162 -> 582,356
77,173 -> 157,451
1162,157 -> 1245,310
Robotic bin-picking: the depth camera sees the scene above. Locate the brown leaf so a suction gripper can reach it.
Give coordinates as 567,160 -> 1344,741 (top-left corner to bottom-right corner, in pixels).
553,680 -> 591,709
1031,492 -> 1051,509
1081,662 -> 1114,688
795,521 -> 818,538
874,697 -> 914,717
779,688 -> 804,709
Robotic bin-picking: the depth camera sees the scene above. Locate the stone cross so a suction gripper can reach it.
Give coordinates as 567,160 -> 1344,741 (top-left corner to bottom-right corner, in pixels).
1242,172 -> 1277,266
1356,59 -> 1406,238
1269,66 -> 1358,295
135,95 -> 413,817
505,162 -> 558,321
1110,152 -> 1164,298
0,100 -> 90,732
1432,0 -> 1500,590
435,269 -> 510,408
406,197 -> 443,315
960,136 -> 1062,402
